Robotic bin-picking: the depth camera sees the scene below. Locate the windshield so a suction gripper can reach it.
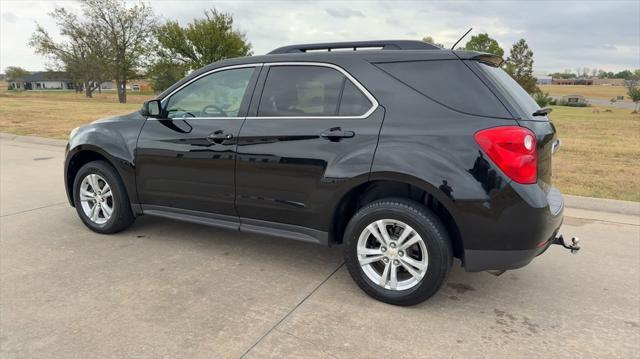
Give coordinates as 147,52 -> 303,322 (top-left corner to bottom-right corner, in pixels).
478,63 -> 540,119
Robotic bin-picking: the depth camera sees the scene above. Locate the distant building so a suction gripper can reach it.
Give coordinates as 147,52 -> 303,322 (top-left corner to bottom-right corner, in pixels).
536,76 -> 552,85
592,78 -> 626,86
7,71 -> 153,93
552,78 -> 594,85
561,94 -> 588,105
551,77 -> 628,86
98,79 -> 152,92
9,71 -> 74,90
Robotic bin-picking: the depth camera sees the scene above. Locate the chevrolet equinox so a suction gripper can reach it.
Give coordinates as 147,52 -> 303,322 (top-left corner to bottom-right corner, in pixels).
65,40 -> 576,306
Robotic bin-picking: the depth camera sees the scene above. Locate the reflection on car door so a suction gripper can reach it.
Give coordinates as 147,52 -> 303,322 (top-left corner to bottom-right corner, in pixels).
235,64 -> 384,238
136,65 -> 260,224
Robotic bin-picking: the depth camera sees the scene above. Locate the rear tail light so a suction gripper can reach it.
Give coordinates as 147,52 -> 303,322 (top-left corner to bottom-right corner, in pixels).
474,126 -> 537,184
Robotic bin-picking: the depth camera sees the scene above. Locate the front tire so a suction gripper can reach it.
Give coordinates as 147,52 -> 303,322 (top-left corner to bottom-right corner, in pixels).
344,198 -> 453,306
73,160 -> 135,234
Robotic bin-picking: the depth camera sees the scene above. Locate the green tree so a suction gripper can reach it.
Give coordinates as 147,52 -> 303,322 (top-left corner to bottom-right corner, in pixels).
149,9 -> 252,92
83,0 -> 156,103
505,39 -> 538,93
422,35 -> 443,48
615,70 -> 633,79
597,70 -> 616,78
627,86 -> 640,113
29,7 -> 110,98
147,60 -> 188,93
4,66 -> 30,81
462,33 -> 504,57
548,72 -> 576,79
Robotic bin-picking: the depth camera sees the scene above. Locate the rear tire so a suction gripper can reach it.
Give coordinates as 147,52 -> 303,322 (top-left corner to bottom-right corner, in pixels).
344,198 -> 452,306
73,160 -> 135,234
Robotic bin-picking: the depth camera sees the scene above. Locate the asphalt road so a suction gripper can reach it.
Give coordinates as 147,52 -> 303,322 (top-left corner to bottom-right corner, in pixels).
1,136 -> 639,359
551,96 -> 637,110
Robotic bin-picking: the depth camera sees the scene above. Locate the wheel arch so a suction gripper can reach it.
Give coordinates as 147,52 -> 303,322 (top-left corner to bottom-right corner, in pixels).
329,174 -> 464,261
65,145 -> 135,207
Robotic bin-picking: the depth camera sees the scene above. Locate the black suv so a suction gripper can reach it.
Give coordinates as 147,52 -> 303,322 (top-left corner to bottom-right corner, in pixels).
65,40 -> 569,305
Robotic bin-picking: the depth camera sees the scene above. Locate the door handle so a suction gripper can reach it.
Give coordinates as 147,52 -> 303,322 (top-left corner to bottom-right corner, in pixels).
206,130 -> 233,144
320,127 -> 355,142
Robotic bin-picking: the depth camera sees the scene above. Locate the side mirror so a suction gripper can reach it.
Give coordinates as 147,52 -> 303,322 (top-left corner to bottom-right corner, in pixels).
142,99 -> 162,118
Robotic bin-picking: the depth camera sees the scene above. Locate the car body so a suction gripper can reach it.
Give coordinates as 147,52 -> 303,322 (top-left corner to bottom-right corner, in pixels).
65,40 -> 566,305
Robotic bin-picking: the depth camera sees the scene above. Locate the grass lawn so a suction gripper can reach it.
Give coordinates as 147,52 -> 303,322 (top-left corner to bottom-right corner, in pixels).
539,84 -> 631,102
0,90 -> 638,201
550,106 -> 640,202
0,90 -> 152,139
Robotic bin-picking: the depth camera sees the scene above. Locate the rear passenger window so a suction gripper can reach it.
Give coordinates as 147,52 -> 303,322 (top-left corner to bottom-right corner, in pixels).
375,60 -> 510,118
258,65 -> 372,117
339,81 -> 372,116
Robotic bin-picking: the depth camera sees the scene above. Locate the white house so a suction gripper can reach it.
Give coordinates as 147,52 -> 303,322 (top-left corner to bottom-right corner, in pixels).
9,72 -> 73,90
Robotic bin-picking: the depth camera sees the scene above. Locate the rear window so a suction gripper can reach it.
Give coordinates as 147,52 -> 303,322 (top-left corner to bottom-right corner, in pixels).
477,63 -> 540,118
258,65 -> 372,117
259,66 -> 344,117
375,60 -> 510,118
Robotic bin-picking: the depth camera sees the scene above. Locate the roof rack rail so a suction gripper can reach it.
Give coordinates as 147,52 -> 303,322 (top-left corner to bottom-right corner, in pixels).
268,40 -> 440,54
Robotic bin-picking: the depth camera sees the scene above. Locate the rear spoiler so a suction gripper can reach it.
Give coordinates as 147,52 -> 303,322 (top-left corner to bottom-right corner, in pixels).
453,50 -> 504,67
471,54 -> 504,67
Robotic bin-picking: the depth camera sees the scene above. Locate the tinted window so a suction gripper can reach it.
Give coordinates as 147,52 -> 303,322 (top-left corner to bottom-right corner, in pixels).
477,63 -> 539,118
376,60 -> 510,118
258,66 -> 344,117
339,80 -> 372,116
166,67 -> 254,118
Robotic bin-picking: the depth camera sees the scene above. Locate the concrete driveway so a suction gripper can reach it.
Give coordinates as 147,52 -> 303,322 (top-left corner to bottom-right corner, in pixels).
1,135 -> 639,358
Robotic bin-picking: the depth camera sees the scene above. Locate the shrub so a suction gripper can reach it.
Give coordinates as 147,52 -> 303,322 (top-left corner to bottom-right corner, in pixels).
556,99 -> 589,107
533,91 -> 553,107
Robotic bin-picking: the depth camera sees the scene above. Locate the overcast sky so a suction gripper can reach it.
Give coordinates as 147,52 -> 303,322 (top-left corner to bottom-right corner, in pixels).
1,0 -> 639,75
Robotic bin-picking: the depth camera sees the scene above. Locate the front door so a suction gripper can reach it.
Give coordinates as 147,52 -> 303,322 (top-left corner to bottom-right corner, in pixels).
136,65 -> 260,220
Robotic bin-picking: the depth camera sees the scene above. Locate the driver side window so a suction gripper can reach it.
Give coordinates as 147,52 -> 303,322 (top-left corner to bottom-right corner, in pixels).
165,67 -> 255,119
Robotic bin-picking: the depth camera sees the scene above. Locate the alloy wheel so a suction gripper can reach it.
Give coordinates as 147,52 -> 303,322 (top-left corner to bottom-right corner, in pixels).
357,219 -> 428,291
79,173 -> 113,225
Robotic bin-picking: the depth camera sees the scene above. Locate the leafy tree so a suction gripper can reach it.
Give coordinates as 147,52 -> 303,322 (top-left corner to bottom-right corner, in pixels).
151,9 -> 252,88
615,70 -> 633,80
504,39 -> 537,93
83,0 -> 156,103
148,9 -> 252,92
628,86 -> 640,113
462,33 -> 504,57
548,72 -> 576,79
597,70 -> 616,78
4,66 -> 30,81
422,35 -> 443,48
147,60 -> 188,93
29,7 -> 110,98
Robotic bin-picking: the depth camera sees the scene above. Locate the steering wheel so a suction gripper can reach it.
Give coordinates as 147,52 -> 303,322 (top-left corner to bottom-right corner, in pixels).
201,105 -> 227,117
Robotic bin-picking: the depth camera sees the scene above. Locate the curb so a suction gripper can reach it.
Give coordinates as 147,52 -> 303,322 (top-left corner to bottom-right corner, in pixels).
0,133 -> 67,147
564,195 -> 639,216
2,133 -> 638,216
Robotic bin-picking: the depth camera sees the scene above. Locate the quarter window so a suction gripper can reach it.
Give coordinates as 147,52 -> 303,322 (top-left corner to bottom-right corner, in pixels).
258,65 -> 372,117
165,67 -> 255,119
338,80 -> 372,116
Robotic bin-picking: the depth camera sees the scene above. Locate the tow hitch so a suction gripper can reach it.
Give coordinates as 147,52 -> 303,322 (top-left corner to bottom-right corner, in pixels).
553,235 -> 580,253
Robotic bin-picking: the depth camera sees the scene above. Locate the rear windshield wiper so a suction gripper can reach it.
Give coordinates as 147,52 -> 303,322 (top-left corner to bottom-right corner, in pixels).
532,107 -> 553,117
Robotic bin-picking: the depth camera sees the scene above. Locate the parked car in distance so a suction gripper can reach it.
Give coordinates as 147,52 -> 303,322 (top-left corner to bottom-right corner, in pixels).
65,40 -> 576,306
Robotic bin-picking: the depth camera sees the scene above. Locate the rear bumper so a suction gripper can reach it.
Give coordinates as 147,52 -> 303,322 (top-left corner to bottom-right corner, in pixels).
464,228 -> 559,271
460,185 -> 564,272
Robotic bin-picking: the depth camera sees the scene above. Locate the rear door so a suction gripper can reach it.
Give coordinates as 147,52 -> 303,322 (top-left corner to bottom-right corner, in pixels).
136,65 -> 260,221
235,63 -> 384,234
